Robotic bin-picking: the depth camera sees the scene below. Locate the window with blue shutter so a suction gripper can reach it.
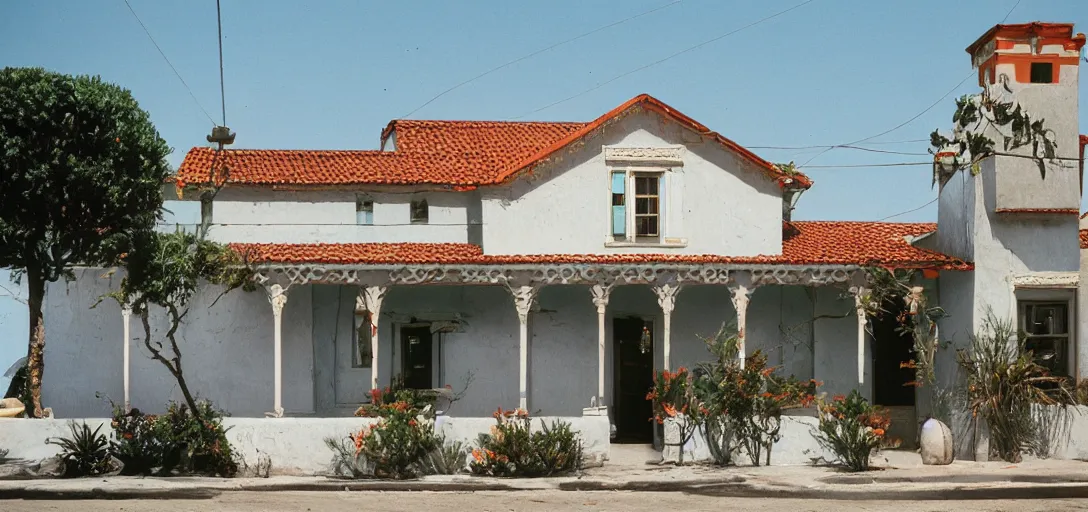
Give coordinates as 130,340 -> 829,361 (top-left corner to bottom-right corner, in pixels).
611,172 -> 626,237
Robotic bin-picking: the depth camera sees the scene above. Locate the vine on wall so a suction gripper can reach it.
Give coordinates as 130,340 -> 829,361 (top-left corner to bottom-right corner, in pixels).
929,76 -> 1058,186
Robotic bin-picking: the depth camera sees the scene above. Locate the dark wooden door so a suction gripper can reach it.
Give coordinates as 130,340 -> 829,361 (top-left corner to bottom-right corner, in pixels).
871,300 -> 915,406
401,326 -> 433,390
613,317 -> 654,443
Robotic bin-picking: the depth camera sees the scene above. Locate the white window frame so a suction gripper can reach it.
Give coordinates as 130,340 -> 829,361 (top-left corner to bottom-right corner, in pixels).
1015,289 -> 1076,378
605,167 -> 684,248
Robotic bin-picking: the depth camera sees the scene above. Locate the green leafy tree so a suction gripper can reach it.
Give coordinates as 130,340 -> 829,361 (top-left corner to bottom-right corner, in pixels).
0,68 -> 171,417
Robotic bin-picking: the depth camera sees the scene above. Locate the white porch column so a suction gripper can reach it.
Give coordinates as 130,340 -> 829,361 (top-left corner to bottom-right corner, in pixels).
510,285 -> 538,411
589,284 -> 612,407
268,284 -> 288,418
729,284 -> 752,367
853,286 -> 870,388
652,284 -> 681,371
121,305 -> 132,413
359,286 -> 387,392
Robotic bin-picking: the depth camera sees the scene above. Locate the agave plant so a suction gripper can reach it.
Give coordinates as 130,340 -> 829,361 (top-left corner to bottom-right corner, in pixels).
47,421 -> 114,477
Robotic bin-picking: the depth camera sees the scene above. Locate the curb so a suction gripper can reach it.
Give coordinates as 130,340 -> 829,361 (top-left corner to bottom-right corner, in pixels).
4,479 -> 1088,501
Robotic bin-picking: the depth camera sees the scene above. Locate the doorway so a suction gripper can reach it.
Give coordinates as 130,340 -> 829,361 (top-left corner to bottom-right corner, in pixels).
401,326 -> 434,390
870,299 -> 915,407
613,317 -> 654,443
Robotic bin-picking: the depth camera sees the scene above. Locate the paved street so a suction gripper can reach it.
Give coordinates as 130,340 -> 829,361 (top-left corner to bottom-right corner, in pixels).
6,491 -> 1088,512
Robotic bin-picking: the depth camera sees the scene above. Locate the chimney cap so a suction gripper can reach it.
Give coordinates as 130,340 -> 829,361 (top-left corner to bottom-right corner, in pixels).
966,22 -> 1081,56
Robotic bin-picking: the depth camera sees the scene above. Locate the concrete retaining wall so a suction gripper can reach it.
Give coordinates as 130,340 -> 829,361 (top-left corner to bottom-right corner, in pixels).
0,415 -> 610,476
662,412 -> 834,466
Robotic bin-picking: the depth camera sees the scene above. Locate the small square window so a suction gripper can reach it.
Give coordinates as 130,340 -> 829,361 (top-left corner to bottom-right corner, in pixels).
410,199 -> 429,224
356,196 -> 373,225
1030,62 -> 1053,84
353,315 -> 373,368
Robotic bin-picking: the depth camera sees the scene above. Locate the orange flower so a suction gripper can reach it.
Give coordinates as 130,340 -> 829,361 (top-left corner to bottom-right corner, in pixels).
515,408 -> 529,419
471,449 -> 485,463
761,367 -> 774,377
760,392 -> 773,398
833,394 -> 846,402
492,407 -> 505,419
872,428 -> 885,437
408,419 -> 418,427
663,403 -> 678,417
645,390 -> 657,401
123,432 -> 134,440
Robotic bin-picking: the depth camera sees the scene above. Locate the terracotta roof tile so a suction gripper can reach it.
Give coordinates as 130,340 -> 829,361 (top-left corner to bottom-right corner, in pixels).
176,94 -> 810,189
1080,229 -> 1088,249
232,221 -> 968,270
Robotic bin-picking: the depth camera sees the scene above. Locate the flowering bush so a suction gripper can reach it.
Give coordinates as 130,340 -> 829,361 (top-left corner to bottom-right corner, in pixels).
814,390 -> 890,471
354,376 -> 440,417
470,408 -> 582,477
646,367 -> 705,465
109,400 -> 237,477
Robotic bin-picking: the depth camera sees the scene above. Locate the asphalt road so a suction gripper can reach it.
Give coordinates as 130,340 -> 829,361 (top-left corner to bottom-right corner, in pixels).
6,491 -> 1088,512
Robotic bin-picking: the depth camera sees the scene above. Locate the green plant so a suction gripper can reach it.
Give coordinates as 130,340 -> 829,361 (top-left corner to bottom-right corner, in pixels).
344,402 -> 440,479
47,421 -> 114,477
957,312 -> 1075,462
419,437 -> 468,475
110,405 -> 171,476
646,367 -> 704,465
814,390 -> 890,472
470,408 -> 583,477
0,67 -> 172,417
355,375 -> 439,417
154,401 -> 238,477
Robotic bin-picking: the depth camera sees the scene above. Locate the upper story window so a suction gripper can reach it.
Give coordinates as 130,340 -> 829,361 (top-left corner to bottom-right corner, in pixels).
1029,62 -> 1054,84
1018,299 -> 1072,377
610,170 -> 664,243
356,196 -> 374,225
410,199 -> 429,224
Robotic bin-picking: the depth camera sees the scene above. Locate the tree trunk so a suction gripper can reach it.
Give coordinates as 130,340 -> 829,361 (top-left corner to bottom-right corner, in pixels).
25,267 -> 46,418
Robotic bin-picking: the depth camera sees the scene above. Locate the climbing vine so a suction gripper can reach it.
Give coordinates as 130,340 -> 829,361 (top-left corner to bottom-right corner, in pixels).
929,76 -> 1058,186
858,268 -> 946,388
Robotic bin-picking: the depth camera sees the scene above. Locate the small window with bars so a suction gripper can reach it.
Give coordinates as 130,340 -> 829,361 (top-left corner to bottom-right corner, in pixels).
410,199 -> 429,224
1019,301 -> 1070,377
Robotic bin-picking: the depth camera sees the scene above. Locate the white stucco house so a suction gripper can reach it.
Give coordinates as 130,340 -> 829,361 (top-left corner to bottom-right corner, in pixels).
27,22 -> 1088,467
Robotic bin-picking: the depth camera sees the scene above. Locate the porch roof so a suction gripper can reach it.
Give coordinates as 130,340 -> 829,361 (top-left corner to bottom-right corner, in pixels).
231,221 -> 970,271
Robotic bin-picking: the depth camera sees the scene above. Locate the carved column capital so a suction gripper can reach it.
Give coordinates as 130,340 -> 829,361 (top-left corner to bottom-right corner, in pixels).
357,285 -> 387,316
851,285 -> 870,327
589,284 -> 613,314
268,284 -> 288,317
510,285 -> 538,324
652,283 -> 682,316
121,304 -> 132,318
728,283 -> 754,309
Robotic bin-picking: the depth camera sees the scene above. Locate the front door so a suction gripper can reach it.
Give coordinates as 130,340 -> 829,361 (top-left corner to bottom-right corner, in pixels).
613,317 -> 654,443
401,326 -> 433,390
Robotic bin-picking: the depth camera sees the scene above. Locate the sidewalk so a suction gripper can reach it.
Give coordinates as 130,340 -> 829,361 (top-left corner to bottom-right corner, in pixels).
1,451 -> 1086,501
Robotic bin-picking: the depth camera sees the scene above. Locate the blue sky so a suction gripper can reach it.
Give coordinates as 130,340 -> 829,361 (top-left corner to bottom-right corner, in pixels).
0,0 -> 1085,384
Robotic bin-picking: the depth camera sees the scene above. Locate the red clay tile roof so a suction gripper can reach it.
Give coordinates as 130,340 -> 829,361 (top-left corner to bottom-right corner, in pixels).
175,94 -> 810,189
994,208 -> 1080,215
232,221 -> 968,270
1080,229 -> 1088,249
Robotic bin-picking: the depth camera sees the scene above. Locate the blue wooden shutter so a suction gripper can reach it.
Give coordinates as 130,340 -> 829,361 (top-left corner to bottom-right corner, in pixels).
611,172 -> 626,237
658,173 -> 666,238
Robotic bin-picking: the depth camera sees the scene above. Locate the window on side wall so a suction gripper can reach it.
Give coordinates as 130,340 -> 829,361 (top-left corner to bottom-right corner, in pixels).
609,170 -> 664,243
410,199 -> 429,225
353,314 -> 373,368
356,196 -> 374,225
1018,300 -> 1072,377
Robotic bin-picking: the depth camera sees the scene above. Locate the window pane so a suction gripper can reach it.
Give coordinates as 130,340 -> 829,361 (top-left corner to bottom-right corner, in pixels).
636,215 -> 659,236
410,199 -> 429,224
1025,337 -> 1067,376
1025,303 -> 1067,335
635,176 -> 658,195
612,193 -> 625,206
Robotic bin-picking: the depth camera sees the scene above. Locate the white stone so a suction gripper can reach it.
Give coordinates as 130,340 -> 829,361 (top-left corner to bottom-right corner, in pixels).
919,417 -> 954,465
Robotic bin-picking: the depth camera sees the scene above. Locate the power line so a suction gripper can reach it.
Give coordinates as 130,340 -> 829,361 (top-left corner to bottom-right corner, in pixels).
880,197 -> 938,221
747,139 -> 928,150
399,0 -> 684,119
798,0 -> 1022,168
509,0 -> 817,120
749,144 -> 929,156
801,162 -> 931,169
122,0 -> 216,126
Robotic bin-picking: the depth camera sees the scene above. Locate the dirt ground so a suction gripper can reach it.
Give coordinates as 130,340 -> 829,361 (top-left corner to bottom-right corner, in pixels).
5,491 -> 1088,512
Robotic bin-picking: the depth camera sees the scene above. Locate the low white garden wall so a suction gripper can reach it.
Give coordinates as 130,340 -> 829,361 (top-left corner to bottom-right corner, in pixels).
0,415 -> 611,476
663,413 -> 835,466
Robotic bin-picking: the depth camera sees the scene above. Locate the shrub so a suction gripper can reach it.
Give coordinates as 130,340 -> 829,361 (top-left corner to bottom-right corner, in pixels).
109,400 -> 237,477
814,390 -> 890,471
328,401 -> 449,479
646,367 -> 705,465
419,437 -> 468,475
958,313 -> 1076,462
47,421 -> 115,477
693,326 -> 818,466
355,375 -> 440,417
470,408 -> 582,477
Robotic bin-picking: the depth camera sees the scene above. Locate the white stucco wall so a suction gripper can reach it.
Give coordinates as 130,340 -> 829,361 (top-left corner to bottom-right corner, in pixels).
163,189 -> 473,244
41,269 -> 315,418
479,111 -> 784,256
